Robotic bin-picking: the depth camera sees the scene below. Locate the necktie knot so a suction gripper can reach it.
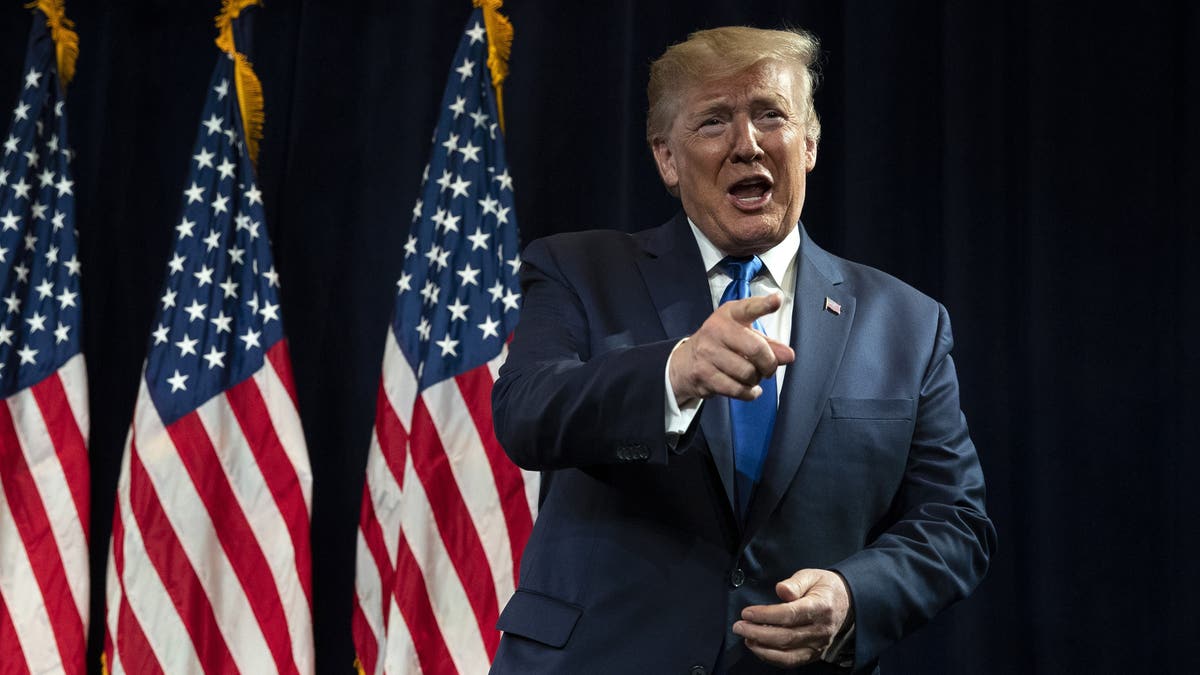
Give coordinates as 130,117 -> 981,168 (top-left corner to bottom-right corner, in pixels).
719,256 -> 764,307
720,256 -> 764,285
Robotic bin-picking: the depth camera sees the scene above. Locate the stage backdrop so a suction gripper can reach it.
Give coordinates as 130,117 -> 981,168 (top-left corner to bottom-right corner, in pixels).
1,1 -> 1197,673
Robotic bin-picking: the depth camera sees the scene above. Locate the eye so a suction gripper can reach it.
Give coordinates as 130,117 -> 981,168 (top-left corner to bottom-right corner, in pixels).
756,110 -> 786,129
696,117 -> 726,137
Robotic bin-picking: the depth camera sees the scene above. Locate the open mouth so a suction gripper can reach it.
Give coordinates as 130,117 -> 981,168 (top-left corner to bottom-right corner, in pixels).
727,176 -> 773,210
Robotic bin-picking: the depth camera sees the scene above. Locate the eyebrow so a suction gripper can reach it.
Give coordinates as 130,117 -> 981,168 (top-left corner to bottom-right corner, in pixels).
690,103 -> 730,120
750,92 -> 792,110
689,92 -> 793,119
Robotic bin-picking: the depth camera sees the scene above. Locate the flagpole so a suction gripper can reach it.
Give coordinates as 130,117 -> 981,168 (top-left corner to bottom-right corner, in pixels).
214,0 -> 265,169
474,0 -> 513,133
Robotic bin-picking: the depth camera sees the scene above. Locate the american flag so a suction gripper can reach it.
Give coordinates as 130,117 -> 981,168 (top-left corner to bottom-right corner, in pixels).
103,18 -> 315,675
0,8 -> 89,674
352,6 -> 538,673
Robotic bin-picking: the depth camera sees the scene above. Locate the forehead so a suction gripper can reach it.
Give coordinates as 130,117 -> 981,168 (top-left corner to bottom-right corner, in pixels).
680,60 -> 800,111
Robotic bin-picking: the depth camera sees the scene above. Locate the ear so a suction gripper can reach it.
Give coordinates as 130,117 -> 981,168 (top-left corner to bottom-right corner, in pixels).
805,135 -> 818,172
651,137 -> 679,192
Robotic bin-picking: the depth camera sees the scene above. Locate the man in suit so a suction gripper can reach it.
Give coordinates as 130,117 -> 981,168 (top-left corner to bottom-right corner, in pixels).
491,26 -> 995,674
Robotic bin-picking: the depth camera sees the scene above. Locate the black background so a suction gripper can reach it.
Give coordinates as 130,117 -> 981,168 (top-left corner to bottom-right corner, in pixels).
2,1 -> 1198,673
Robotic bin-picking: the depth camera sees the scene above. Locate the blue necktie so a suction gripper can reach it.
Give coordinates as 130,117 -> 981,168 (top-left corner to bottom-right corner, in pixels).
718,256 -> 777,521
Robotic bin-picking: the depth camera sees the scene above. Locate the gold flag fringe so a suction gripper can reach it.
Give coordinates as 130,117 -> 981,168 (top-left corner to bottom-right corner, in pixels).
473,0 -> 513,133
215,0 -> 265,168
26,0 -> 79,87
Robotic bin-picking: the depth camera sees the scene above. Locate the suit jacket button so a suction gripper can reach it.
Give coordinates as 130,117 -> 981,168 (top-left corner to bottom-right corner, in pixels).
689,666 -> 707,675
730,568 -> 745,588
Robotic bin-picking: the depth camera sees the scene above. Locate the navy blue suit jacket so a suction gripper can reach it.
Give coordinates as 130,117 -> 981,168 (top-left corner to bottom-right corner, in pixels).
491,214 -> 995,674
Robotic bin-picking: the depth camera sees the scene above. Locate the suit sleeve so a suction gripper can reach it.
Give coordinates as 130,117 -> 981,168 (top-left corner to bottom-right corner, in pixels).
492,237 -> 682,470
830,303 -> 996,670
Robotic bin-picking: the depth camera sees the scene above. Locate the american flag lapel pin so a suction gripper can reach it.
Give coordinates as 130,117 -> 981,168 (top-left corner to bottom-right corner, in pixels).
824,297 -> 842,315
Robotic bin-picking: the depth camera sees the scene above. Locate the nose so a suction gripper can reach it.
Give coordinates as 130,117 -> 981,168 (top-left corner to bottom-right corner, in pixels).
730,117 -> 764,163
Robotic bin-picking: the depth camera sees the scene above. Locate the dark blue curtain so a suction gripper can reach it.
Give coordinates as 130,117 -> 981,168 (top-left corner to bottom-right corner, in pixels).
1,1 -> 1196,672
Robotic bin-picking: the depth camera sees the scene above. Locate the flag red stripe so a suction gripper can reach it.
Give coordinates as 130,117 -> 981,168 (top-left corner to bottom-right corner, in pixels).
127,443 -> 238,673
0,586 -> 32,675
164,412 -> 300,675
116,593 -> 164,675
357,486 -> 394,633
29,374 -> 90,542
224,375 -> 313,605
408,398 -> 500,655
265,340 -> 300,410
392,532 -> 457,675
350,596 -> 379,675
375,379 -> 409,490
455,365 -> 533,582
108,502 -> 164,675
0,401 -> 86,672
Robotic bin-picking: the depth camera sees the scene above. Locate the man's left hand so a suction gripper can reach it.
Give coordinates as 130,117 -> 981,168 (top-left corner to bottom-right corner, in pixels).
732,568 -> 851,668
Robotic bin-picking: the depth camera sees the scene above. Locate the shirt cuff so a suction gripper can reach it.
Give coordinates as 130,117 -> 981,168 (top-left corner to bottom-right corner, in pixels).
664,338 -> 702,446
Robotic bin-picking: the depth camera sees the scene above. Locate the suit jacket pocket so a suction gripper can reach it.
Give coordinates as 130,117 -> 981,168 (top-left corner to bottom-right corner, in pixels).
496,589 -> 583,648
828,397 -> 913,420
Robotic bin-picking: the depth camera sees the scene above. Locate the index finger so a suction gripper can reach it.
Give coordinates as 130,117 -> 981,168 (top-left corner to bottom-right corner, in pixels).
724,293 -> 783,326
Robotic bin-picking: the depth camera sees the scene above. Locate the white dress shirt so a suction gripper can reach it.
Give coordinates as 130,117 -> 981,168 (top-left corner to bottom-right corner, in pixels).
663,220 -> 800,440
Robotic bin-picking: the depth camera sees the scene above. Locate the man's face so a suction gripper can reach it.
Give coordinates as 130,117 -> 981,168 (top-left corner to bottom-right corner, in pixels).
652,61 -> 817,256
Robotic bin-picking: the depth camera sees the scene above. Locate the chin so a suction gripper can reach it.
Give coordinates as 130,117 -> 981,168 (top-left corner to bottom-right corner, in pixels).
721,216 -> 786,253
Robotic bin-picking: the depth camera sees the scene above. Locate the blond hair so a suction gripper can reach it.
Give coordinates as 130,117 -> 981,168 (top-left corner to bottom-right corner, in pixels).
646,26 -> 822,146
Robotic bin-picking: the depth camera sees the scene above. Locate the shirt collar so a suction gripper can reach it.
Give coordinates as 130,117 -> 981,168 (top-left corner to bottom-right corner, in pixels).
685,217 -> 801,288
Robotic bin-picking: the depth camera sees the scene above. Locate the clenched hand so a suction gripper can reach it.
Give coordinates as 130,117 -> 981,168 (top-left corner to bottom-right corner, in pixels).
732,568 -> 852,668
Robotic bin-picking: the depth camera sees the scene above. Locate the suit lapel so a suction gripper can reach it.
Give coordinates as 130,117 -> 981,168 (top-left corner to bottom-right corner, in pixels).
743,228 -> 855,540
633,213 -> 712,339
634,214 -> 737,513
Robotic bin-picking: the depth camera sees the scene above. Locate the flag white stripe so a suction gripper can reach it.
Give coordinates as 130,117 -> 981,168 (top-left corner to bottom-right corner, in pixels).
104,447 -> 129,675
254,358 -> 314,511
58,354 -> 90,449
358,430 -> 403,675
103,560 -> 123,674
132,386 -> 275,674
400,453 -> 491,675
353,526 -> 385,673
382,598 -> 422,675
113,464 -> 203,675
365,429 -> 403,569
195,390 -> 314,673
424,376 -> 515,608
381,328 -> 416,429
0,474 -> 61,673
7,386 -> 89,622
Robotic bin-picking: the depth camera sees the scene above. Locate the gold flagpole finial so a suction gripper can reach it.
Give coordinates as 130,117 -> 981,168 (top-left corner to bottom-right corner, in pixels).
472,0 -> 513,133
214,0 -> 265,168
26,0 -> 79,87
